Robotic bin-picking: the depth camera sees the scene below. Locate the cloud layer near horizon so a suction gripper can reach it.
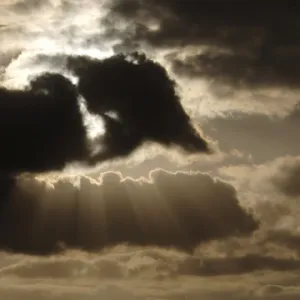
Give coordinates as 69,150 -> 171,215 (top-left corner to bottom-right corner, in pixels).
0,246 -> 300,300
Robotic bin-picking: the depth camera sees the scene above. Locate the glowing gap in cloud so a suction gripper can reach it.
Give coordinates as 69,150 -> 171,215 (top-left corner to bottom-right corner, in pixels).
78,95 -> 106,157
2,36 -> 114,89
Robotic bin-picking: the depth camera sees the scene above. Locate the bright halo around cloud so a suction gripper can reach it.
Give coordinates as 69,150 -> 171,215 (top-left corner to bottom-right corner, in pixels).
1,37 -> 115,171
2,37 -> 114,89
30,37 -> 114,60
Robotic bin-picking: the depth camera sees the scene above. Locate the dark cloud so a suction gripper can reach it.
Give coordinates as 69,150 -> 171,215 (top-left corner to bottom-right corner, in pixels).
107,0 -> 274,48
169,50 -> 300,89
0,73 -> 89,174
106,0 -> 300,89
68,52 -> 210,161
0,52 -> 209,175
0,170 -> 257,254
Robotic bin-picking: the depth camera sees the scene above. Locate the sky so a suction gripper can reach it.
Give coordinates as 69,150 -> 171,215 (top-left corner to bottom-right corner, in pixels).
0,0 -> 300,299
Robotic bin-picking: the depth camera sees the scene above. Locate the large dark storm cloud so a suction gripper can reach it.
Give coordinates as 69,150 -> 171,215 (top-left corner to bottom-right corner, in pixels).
107,0 -> 300,89
0,73 -> 88,174
0,170 -> 257,254
68,52 -> 210,162
0,52 -> 209,175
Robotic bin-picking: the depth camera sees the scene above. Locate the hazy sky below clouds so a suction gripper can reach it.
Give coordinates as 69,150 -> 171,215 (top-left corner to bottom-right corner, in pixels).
0,0 -> 300,299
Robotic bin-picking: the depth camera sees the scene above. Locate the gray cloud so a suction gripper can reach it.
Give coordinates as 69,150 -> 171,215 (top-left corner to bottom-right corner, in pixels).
218,156 -> 300,259
106,1 -> 300,89
169,50 -> 300,89
0,2 -> 299,299
101,0 -> 300,120
12,0 -> 51,13
270,157 -> 300,197
179,255 -> 300,276
200,113 -> 300,164
221,155 -> 300,200
0,170 -> 257,254
0,245 -> 300,300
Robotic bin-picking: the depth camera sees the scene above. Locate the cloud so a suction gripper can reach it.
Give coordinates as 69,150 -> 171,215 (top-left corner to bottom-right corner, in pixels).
0,49 -> 22,73
169,50 -> 300,89
104,0 -> 300,118
270,157 -> 300,197
0,52 -> 210,174
218,156 -> 300,257
0,169 -> 257,254
178,255 -> 300,276
12,0 -> 50,13
2,245 -> 300,280
200,113 -> 300,164
68,52 -> 210,160
0,73 -> 88,174
220,155 -> 300,199
266,230 -> 300,254
0,246 -> 300,300
2,0 -> 299,121
0,2 -> 300,299
0,255 -> 125,279
107,1 -> 300,86
107,0 -> 273,49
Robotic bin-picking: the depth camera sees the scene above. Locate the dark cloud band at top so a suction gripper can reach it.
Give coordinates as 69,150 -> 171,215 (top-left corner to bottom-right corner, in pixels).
108,0 -> 300,50
106,0 -> 300,90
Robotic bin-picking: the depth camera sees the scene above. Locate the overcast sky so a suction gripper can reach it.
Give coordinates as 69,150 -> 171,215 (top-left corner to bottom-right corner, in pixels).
0,1 -> 300,299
